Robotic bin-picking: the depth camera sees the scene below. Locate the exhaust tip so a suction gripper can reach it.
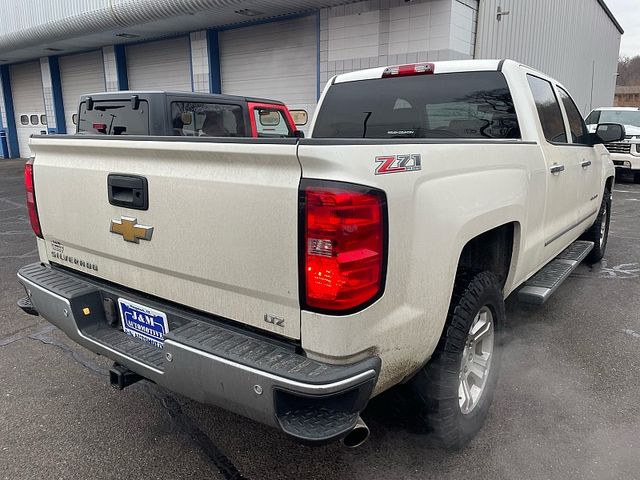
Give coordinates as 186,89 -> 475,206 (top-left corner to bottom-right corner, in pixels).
342,417 -> 370,448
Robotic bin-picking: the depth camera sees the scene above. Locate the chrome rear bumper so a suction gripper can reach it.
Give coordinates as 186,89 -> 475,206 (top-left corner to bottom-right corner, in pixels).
18,263 -> 380,445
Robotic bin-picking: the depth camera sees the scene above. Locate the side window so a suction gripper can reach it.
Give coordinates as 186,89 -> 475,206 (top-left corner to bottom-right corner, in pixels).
252,107 -> 291,138
527,74 -> 567,144
557,87 -> 589,145
30,115 -> 39,125
585,110 -> 601,125
20,115 -> 28,125
171,102 -> 246,137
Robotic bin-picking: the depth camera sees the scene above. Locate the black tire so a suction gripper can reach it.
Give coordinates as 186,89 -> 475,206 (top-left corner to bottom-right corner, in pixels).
407,271 -> 504,449
582,186 -> 611,264
634,172 -> 640,184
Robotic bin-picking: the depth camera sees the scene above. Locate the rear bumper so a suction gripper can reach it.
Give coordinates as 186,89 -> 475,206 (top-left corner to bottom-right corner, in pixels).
17,263 -> 380,445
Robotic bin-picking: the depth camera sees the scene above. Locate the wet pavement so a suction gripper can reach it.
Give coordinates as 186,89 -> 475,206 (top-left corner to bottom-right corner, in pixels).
1,158 -> 639,479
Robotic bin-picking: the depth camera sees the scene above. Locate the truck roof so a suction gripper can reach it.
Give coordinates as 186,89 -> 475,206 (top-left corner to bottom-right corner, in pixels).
333,59 -> 504,84
79,90 -> 286,106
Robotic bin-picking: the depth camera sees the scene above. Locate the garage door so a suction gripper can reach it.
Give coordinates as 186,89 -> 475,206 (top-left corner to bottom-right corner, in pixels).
220,16 -> 317,129
60,50 -> 106,133
10,61 -> 46,158
127,37 -> 191,91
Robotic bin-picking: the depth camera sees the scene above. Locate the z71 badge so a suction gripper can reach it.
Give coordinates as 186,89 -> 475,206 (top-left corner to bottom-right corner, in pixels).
375,154 -> 421,175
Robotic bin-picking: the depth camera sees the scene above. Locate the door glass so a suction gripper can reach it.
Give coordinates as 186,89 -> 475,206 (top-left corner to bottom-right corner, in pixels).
253,108 -> 291,137
527,74 -> 567,144
557,87 -> 589,145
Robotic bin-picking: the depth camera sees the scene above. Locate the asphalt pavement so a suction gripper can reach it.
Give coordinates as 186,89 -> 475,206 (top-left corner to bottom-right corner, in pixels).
1,158 -> 639,479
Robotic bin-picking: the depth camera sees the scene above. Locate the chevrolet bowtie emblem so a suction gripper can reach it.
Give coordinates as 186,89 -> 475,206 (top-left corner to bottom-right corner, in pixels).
110,217 -> 154,243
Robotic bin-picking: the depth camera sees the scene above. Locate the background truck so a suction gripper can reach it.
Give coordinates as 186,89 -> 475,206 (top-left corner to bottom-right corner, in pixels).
73,91 -> 300,138
586,107 -> 640,182
17,59 -> 621,449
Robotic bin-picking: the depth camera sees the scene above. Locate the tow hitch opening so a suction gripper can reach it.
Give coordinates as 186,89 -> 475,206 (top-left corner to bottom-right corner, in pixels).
109,363 -> 143,390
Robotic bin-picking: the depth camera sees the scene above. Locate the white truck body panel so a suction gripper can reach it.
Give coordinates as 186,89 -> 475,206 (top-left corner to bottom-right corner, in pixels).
30,137 -> 303,339
27,59 -> 615,395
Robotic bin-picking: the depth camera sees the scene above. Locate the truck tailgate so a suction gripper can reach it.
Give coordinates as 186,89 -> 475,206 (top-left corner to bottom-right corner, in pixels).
30,136 -> 302,339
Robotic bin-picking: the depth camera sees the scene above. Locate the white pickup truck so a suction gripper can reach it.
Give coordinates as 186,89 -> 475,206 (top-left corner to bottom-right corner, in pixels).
17,60 -> 621,449
586,107 -> 640,182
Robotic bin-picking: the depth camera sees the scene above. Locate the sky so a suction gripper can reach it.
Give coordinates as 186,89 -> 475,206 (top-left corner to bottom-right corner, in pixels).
606,0 -> 640,57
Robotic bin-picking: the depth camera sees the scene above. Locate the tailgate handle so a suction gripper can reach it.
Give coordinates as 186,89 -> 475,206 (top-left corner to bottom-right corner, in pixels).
107,174 -> 148,210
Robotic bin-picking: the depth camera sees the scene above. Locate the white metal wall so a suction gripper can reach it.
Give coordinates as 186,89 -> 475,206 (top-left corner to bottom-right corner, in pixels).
319,0 -> 472,89
10,61 -> 45,158
60,50 -> 106,132
475,0 -> 621,114
220,16 -> 318,122
126,37 -> 191,91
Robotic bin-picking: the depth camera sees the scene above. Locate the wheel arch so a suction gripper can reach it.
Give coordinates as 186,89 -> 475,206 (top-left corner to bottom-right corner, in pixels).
455,221 -> 521,291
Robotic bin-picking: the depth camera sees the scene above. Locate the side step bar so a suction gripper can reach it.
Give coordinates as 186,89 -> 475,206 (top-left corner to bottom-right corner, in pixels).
518,240 -> 594,305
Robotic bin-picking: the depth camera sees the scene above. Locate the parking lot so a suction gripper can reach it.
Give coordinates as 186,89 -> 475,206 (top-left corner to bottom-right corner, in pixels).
1,157 -> 639,480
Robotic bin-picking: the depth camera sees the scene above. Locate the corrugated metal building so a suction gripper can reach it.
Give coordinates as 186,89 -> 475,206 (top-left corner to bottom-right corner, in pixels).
0,0 -> 623,158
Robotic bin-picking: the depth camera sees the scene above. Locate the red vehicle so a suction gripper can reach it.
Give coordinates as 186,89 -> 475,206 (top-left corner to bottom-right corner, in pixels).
74,91 -> 300,138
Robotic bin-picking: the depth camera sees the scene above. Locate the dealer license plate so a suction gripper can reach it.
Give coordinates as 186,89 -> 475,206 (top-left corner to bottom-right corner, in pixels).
118,298 -> 169,349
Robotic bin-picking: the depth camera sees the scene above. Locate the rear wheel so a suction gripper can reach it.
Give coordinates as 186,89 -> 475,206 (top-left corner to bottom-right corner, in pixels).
582,186 -> 611,263
407,271 -> 504,449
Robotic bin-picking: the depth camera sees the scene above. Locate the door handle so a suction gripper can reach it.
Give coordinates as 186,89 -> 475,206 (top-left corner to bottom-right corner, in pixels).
581,160 -> 592,168
549,164 -> 565,174
107,174 -> 149,210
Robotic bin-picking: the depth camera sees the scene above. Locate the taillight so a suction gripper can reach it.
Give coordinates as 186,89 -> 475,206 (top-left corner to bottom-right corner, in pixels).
300,180 -> 387,313
382,62 -> 434,78
24,160 -> 43,238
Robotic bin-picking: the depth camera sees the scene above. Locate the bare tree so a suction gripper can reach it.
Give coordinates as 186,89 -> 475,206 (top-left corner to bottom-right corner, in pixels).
618,56 -> 640,86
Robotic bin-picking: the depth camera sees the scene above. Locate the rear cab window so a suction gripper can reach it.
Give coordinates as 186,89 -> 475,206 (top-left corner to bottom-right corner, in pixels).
171,102 -> 246,137
77,99 -> 149,135
313,71 -> 520,139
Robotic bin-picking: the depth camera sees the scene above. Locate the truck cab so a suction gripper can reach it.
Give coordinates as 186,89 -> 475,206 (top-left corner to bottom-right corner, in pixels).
74,91 -> 299,138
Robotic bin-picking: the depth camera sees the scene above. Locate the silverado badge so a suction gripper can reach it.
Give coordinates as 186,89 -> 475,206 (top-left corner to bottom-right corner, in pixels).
110,217 -> 154,243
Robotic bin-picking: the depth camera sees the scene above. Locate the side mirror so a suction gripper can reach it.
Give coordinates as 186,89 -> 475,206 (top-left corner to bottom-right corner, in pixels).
594,123 -> 626,144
